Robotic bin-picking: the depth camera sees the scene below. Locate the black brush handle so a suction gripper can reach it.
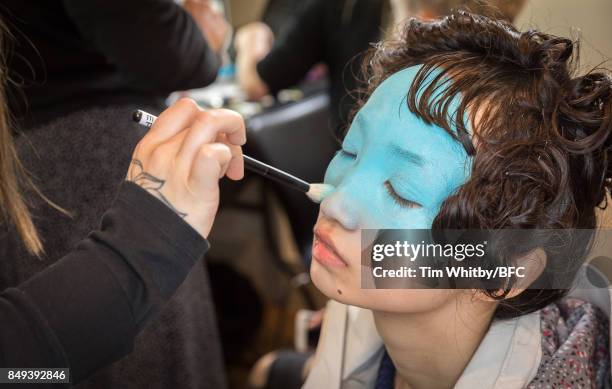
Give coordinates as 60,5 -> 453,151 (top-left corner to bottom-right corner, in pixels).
244,155 -> 310,193
132,110 -> 310,193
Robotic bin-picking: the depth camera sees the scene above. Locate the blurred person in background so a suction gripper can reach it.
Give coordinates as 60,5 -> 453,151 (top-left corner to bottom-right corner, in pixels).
1,0 -> 229,127
234,0 -> 385,133
234,0 -> 525,133
0,1 -> 232,388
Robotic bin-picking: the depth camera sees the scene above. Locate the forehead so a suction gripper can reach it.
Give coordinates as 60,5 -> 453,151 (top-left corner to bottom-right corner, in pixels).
362,66 -> 422,119
349,66 -> 465,159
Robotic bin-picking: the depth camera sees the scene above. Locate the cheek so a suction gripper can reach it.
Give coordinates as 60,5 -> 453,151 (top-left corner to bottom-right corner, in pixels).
323,154 -> 352,186
312,265 -> 461,313
310,228 -> 458,313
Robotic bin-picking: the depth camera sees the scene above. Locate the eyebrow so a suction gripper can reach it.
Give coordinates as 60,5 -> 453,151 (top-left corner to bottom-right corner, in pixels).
354,112 -> 425,166
389,145 -> 424,166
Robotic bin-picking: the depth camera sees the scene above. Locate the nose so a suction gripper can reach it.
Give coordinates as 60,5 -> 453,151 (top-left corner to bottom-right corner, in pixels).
320,187 -> 360,231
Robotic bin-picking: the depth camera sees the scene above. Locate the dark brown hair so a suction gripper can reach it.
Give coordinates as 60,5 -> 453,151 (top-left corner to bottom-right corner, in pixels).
354,10 -> 612,317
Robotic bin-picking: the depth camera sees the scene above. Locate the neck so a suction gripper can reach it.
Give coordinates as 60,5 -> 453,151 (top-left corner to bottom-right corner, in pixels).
373,293 -> 496,389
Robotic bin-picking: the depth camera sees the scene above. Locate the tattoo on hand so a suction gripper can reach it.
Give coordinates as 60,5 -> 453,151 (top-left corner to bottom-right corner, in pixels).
128,159 -> 188,218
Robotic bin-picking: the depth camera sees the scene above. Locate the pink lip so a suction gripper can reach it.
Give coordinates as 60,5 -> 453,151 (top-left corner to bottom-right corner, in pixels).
312,230 -> 348,268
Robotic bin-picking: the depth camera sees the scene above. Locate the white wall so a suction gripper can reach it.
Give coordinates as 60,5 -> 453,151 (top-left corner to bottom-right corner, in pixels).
515,0 -> 612,71
514,0 -> 612,227
227,0 -> 268,27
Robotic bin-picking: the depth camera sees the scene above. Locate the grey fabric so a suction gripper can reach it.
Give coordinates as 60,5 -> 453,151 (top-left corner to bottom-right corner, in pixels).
0,105 -> 227,388
341,346 -> 384,389
528,298 -> 610,389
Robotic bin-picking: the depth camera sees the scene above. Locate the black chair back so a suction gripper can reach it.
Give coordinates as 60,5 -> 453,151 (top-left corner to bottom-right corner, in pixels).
246,92 -> 338,257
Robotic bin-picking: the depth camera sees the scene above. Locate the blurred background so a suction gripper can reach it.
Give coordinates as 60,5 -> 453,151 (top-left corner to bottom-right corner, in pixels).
515,0 -> 612,70
227,0 -> 612,68
1,0 -> 610,388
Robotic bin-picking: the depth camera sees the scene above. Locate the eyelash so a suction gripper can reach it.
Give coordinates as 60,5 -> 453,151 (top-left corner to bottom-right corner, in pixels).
384,181 -> 422,209
340,149 -> 357,159
337,150 -> 420,209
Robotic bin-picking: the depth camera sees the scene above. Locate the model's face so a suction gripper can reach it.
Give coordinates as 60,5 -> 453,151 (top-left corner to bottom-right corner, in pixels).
311,67 -> 472,312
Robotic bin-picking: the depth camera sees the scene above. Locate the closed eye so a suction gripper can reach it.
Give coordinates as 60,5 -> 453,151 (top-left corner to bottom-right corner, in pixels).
340,149 -> 357,159
384,181 -> 422,209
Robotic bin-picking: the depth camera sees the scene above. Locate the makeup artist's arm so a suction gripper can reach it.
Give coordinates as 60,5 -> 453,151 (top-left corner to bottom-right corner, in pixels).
0,183 -> 208,382
62,0 -> 226,93
235,0 -> 326,100
0,100 -> 245,383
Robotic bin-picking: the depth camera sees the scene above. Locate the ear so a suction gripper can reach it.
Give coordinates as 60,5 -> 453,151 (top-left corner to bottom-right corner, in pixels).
474,248 -> 547,301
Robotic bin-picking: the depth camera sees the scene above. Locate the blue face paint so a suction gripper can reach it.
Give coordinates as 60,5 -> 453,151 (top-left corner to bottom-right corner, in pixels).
320,66 -> 472,230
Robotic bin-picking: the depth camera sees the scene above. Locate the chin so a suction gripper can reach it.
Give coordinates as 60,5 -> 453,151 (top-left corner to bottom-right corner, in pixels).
310,259 -> 353,303
310,259 -> 336,295
310,259 -> 373,307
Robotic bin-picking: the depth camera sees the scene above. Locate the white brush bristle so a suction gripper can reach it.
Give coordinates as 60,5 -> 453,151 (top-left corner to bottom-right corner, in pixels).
306,184 -> 334,203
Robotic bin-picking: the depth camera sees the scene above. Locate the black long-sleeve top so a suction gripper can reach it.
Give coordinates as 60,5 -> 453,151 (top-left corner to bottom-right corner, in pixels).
0,182 -> 209,386
0,0 -> 220,127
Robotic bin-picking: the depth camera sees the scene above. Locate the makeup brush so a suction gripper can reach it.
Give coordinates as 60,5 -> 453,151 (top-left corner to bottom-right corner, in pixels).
132,110 -> 334,203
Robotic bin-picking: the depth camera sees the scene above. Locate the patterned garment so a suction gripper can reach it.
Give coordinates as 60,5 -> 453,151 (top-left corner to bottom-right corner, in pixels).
528,298 -> 611,389
375,298 -> 611,389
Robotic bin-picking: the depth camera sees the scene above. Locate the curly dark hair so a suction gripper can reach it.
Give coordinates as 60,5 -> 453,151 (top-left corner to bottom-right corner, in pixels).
353,10 -> 612,318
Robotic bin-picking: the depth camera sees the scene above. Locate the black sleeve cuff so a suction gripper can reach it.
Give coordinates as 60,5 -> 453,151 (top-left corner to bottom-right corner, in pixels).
116,181 -> 210,264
